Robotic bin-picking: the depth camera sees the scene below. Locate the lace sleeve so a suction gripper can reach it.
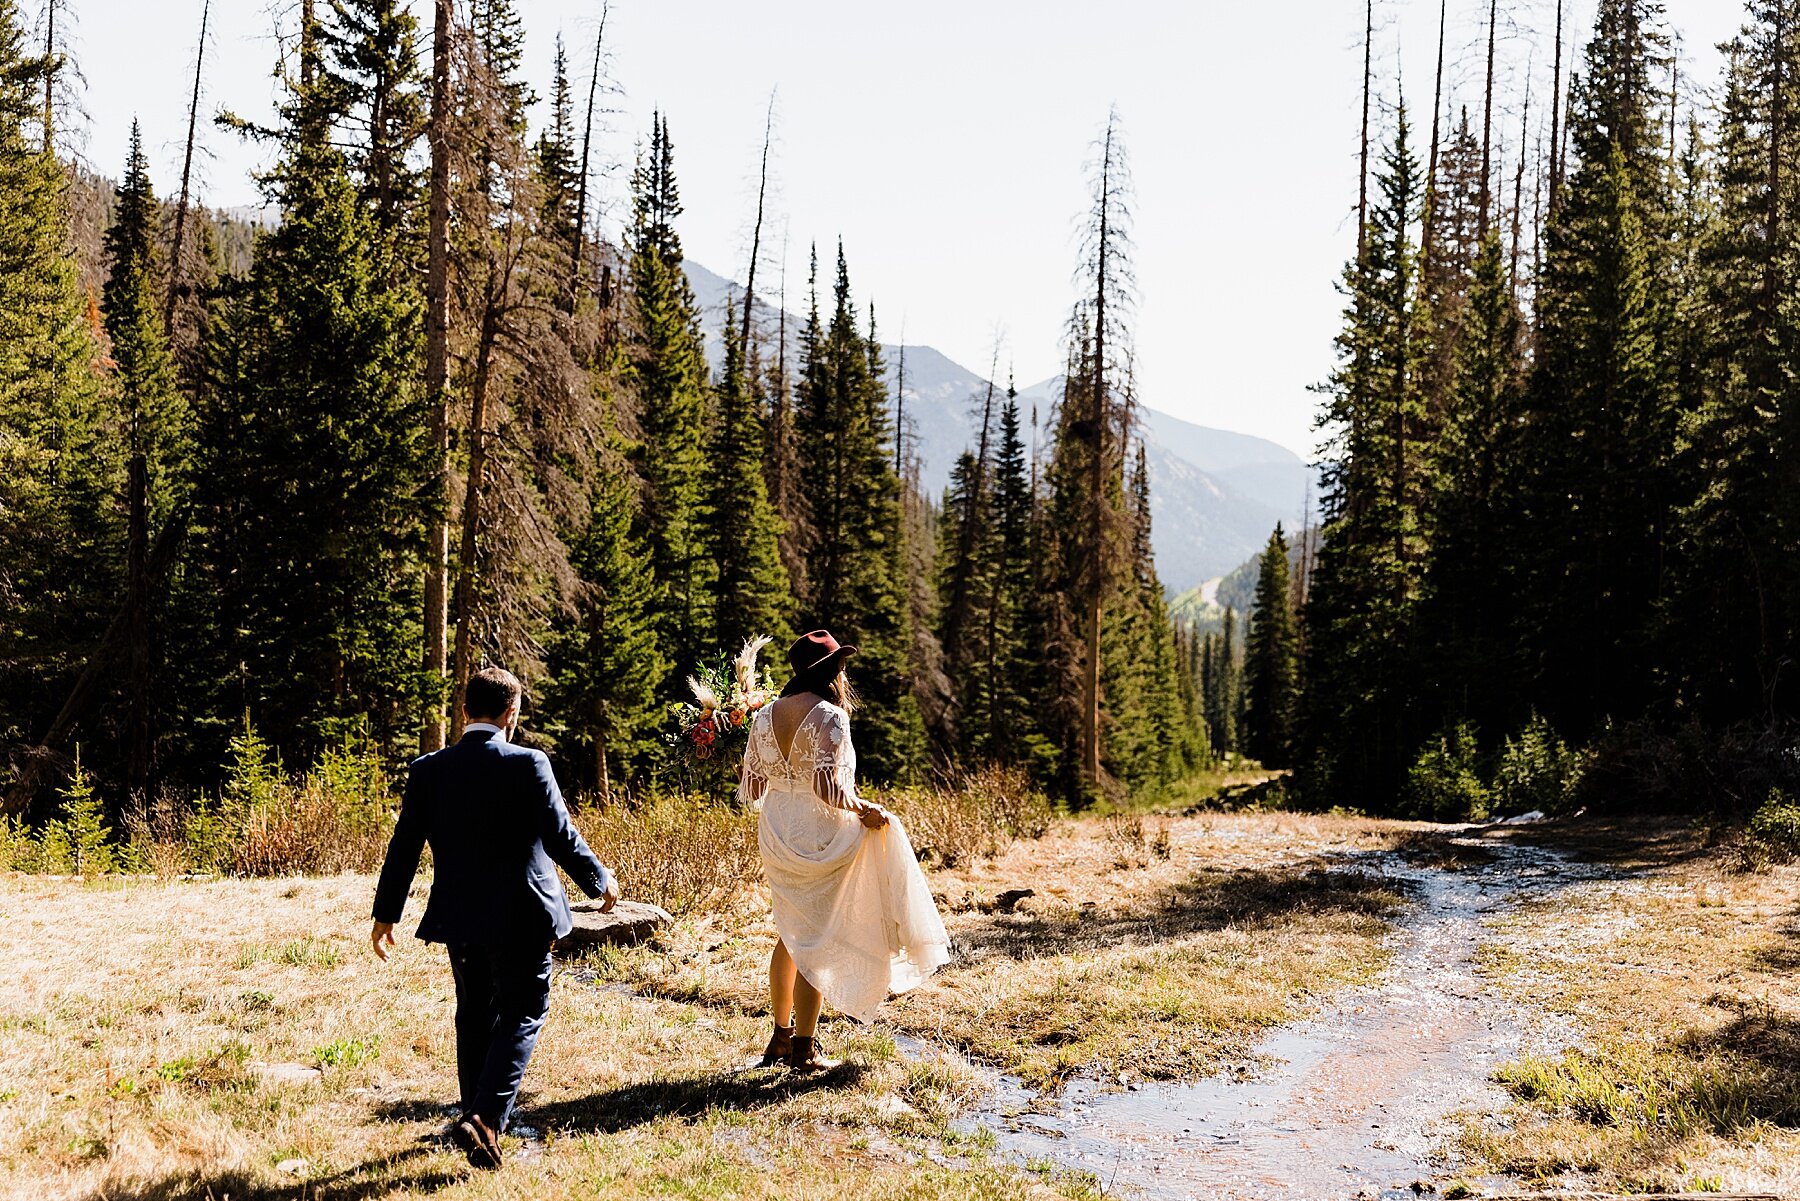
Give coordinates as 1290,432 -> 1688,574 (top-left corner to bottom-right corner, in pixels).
810,705 -> 864,813
737,714 -> 770,809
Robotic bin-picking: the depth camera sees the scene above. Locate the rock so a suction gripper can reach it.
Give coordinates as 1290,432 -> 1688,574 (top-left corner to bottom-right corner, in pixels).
872,1094 -> 920,1121
558,900 -> 672,952
275,1158 -> 309,1176
995,888 -> 1035,914
250,1061 -> 321,1086
1498,809 -> 1547,825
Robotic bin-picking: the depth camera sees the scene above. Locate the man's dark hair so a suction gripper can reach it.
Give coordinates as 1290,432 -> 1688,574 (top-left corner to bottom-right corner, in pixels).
464,667 -> 523,720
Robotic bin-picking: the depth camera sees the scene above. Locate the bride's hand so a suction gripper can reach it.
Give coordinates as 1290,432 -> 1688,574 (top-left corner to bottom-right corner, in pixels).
858,803 -> 889,829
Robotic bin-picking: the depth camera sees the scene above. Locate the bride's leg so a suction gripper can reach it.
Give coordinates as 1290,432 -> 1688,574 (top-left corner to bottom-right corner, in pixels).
768,939 -> 796,1027
792,969 -> 823,1038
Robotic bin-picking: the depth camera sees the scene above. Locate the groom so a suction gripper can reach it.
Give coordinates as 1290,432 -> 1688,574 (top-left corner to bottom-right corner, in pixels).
370,666 -> 620,1169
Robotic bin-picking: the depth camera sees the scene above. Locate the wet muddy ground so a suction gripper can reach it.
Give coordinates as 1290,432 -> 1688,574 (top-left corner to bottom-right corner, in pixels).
945,833 -> 1617,1200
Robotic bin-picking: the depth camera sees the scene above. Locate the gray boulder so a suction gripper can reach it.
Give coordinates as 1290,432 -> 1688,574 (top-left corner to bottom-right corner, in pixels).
558,899 -> 672,953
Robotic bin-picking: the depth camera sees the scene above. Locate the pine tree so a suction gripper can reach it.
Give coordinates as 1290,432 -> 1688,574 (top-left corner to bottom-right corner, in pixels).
103,123 -> 183,527
793,245 -> 926,780
533,34 -> 580,277
320,0 -> 427,244
103,121 -> 186,796
626,114 -> 714,680
1421,228 -> 1524,733
1300,105 -> 1429,806
1244,524 -> 1299,768
705,322 -> 793,651
544,452 -> 667,799
187,112 -> 430,762
0,0 -> 113,770
1669,3 -> 1800,721
1512,0 -> 1674,736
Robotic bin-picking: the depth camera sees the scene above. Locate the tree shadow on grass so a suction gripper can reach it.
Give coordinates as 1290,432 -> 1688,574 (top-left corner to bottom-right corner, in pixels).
948,863 -> 1408,964
511,1062 -> 866,1135
81,1144 -> 464,1201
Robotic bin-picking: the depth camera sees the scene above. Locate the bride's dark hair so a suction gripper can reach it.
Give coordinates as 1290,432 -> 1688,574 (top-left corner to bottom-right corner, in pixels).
780,661 -> 858,717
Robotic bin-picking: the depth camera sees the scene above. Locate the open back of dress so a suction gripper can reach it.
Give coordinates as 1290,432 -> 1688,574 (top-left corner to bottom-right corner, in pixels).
740,700 -> 950,1022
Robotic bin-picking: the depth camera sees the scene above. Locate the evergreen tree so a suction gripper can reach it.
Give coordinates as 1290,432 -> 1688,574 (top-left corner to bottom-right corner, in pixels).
1301,106 -> 1429,806
1420,228 -> 1524,733
533,34 -> 580,273
626,114 -> 714,680
103,123 -> 183,519
1512,0 -> 1674,736
793,245 -> 926,780
1669,3 -> 1800,721
187,125 -> 430,761
1244,524 -> 1299,768
0,0 -> 113,765
544,451 -> 667,799
705,323 -> 793,651
102,122 -> 186,796
320,0 -> 427,243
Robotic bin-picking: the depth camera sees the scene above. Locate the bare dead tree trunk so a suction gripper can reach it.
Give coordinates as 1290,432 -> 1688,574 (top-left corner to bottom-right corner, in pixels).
1767,13 -> 1785,338
1423,0 -> 1447,270
571,1 -> 609,296
1084,118 -> 1118,794
893,338 -> 906,477
420,0 -> 453,754
1511,80 -> 1531,296
1549,0 -> 1564,211
164,0 -> 209,337
300,0 -> 317,90
1669,56 -> 1679,180
1358,0 -> 1373,263
41,0 -> 54,150
1481,0 -> 1498,235
740,90 -> 776,357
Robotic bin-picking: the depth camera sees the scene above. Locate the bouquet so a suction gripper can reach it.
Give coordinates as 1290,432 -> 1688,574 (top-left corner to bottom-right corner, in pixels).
671,636 -> 776,764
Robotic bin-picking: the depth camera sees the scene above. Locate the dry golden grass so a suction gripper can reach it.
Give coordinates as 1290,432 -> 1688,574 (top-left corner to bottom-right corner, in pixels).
0,809 -> 1410,1200
1462,818 -> 1800,1196
593,811 -> 1410,1089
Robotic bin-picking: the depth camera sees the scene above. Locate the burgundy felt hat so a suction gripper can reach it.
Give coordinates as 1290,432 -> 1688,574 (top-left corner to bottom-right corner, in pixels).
788,629 -> 858,675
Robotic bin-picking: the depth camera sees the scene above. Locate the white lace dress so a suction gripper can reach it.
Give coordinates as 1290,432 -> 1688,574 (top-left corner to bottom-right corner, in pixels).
738,700 -> 950,1023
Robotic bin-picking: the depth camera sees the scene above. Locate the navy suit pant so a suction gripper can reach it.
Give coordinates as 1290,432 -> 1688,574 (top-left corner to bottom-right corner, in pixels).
446,939 -> 554,1132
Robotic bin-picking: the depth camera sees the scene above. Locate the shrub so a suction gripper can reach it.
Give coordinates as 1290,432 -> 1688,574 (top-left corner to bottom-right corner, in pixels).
1,723 -> 394,879
572,792 -> 760,916
1746,788 -> 1800,866
1400,723 -> 1490,822
882,764 -> 1053,868
1492,712 -> 1588,815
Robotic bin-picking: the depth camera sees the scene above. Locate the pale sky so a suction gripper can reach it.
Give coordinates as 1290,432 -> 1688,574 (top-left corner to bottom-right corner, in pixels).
56,0 -> 1746,458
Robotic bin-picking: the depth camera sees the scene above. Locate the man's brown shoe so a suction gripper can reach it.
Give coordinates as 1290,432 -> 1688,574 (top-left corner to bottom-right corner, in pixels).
786,1035 -> 841,1073
454,1114 -> 503,1169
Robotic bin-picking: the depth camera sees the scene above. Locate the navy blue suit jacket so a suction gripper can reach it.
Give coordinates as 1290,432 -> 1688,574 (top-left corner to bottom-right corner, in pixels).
372,729 -> 614,945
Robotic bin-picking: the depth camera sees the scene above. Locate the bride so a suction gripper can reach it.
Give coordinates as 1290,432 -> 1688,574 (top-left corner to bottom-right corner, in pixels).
737,630 -> 951,1070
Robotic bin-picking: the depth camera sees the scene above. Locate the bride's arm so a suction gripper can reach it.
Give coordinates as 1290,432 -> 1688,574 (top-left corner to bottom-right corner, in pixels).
812,766 -> 888,827
812,710 -> 888,827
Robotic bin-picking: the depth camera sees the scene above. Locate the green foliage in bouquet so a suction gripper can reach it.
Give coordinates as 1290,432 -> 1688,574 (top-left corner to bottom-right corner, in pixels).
668,636 -> 777,798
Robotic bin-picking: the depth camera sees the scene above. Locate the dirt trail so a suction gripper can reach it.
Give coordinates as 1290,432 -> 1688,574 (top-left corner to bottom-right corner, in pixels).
949,834 -> 1616,1200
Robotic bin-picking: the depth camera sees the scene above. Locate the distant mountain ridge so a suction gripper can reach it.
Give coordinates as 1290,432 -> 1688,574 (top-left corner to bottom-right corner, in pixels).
684,259 -> 1318,593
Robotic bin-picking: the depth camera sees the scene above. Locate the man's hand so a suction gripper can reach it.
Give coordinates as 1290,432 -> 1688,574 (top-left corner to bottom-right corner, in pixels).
370,920 -> 396,961
599,874 -> 621,914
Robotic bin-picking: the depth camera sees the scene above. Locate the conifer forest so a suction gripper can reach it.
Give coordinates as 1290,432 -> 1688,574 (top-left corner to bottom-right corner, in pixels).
1,0 -> 1797,829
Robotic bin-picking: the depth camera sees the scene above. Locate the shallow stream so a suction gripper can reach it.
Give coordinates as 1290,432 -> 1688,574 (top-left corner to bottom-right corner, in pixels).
944,835 -> 1604,1200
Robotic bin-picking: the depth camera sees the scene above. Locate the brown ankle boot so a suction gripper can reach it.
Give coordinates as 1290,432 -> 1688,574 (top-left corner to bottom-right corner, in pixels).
787,1035 -> 841,1072
757,1024 -> 794,1068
